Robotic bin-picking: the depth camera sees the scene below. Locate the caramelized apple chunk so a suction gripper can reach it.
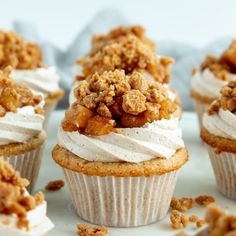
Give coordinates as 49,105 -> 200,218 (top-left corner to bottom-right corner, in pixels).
85,115 -> 115,136
120,113 -> 147,128
64,102 -> 95,131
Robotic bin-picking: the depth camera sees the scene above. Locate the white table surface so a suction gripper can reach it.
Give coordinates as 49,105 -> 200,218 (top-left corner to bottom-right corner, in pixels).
35,111 -> 236,236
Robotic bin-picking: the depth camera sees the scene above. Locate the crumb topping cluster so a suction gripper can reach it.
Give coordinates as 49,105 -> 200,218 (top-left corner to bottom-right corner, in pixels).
205,205 -> 236,235
208,81 -> 236,115
0,30 -> 43,70
77,224 -> 108,236
63,69 -> 176,135
200,40 -> 236,80
170,195 -> 215,230
90,25 -> 156,55
0,66 -> 43,117
78,26 -> 174,84
0,159 -> 44,230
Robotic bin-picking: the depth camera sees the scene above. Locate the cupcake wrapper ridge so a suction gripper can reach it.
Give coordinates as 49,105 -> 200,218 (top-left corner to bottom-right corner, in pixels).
63,168 -> 178,227
206,144 -> 236,200
192,100 -> 209,127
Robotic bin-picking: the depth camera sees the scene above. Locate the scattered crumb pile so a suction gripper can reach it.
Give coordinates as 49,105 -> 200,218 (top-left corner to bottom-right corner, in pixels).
0,30 -> 43,70
170,195 -> 215,229
0,158 -> 44,230
0,66 -> 43,117
77,224 -> 108,236
208,81 -> 236,115
45,179 -> 65,191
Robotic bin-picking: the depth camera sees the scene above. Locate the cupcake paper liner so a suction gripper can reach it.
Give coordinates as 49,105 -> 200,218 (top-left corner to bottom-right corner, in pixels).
43,102 -> 58,130
3,146 -> 44,193
63,168 -> 178,227
192,100 -> 209,127
206,144 -> 236,200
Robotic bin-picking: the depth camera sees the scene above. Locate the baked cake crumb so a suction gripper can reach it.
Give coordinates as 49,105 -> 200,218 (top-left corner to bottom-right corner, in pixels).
170,210 -> 189,229
170,197 -> 194,212
0,158 -> 45,230
0,30 -> 43,70
0,66 -> 43,117
208,81 -> 236,115
195,195 -> 215,206
45,179 -> 65,191
63,69 -> 176,135
77,224 -> 108,236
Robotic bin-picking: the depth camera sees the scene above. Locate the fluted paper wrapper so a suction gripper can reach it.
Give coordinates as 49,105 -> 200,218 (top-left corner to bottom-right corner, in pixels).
3,146 -> 44,193
63,168 -> 178,227
43,102 -> 58,130
192,100 -> 209,127
206,144 -> 236,200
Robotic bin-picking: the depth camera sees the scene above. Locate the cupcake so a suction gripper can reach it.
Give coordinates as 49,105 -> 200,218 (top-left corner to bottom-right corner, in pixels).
201,81 -> 236,200
71,25 -> 181,114
52,69 -> 188,227
0,67 -> 46,192
0,158 -> 54,235
0,30 -> 64,129
191,40 -> 236,126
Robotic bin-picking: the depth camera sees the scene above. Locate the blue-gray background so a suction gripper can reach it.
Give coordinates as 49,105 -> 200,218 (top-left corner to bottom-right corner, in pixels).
1,0 -> 236,110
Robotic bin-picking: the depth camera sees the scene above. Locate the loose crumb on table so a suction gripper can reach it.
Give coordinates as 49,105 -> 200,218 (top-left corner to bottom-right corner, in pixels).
77,224 -> 108,236
45,179 -> 65,191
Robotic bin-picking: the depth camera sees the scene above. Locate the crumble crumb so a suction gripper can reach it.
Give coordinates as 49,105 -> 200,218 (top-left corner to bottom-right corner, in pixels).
170,210 -> 189,229
189,215 -> 199,222
0,66 -> 43,117
63,69 -> 176,135
0,30 -> 43,70
208,81 -> 236,115
0,158 -> 45,230
45,179 -> 65,191
195,195 -> 215,206
175,231 -> 186,236
77,224 -> 108,236
204,205 -> 236,235
196,219 -> 206,228
170,197 -> 194,212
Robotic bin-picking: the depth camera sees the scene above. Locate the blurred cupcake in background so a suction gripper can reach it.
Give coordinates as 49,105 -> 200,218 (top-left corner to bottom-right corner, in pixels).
191,40 -> 236,126
0,67 -> 46,192
201,81 -> 236,200
0,30 -> 64,129
70,25 -> 181,115
0,158 -> 54,235
52,68 -> 188,227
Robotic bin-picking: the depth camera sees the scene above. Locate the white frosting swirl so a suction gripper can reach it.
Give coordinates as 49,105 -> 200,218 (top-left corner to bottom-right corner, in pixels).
0,191 -> 54,236
11,67 -> 60,97
191,68 -> 236,99
203,108 -> 236,140
0,104 -> 44,145
58,117 -> 184,163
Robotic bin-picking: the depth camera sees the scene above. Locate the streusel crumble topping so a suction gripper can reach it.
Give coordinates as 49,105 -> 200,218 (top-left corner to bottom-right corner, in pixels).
78,33 -> 174,84
77,224 -> 108,236
63,69 -> 176,135
208,81 -> 236,115
90,25 -> 156,55
0,159 -> 44,230
200,40 -> 236,80
0,66 -> 43,117
0,30 -> 43,70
